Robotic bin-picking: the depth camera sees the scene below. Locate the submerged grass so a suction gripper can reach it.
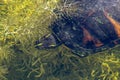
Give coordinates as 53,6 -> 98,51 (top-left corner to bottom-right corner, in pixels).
0,0 -> 120,80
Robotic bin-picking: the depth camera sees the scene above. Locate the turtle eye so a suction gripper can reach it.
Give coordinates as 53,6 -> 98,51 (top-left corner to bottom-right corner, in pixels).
71,50 -> 89,58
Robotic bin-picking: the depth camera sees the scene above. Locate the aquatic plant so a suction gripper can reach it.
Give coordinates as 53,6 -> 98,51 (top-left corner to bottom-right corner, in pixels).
0,0 -> 120,80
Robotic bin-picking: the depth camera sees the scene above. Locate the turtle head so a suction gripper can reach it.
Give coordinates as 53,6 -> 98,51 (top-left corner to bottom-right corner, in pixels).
35,34 -> 62,49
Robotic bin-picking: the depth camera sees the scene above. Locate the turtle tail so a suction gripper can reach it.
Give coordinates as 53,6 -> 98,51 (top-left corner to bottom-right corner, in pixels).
35,34 -> 62,49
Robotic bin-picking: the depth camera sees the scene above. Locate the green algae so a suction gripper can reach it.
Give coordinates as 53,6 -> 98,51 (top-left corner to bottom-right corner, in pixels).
0,0 -> 120,80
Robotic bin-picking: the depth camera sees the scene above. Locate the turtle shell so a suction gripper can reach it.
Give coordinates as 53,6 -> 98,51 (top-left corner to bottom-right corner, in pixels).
50,0 -> 120,57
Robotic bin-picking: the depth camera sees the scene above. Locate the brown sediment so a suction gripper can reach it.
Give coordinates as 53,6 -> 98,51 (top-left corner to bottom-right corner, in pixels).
82,27 -> 103,47
104,10 -> 120,37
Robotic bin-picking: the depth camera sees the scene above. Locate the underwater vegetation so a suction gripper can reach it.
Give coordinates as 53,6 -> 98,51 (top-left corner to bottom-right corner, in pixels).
0,0 -> 120,80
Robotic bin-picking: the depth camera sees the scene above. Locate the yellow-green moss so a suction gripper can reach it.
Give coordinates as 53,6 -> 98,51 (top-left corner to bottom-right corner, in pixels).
0,0 -> 120,80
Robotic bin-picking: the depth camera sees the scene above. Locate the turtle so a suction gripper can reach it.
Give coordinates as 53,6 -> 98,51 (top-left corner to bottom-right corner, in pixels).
35,0 -> 120,57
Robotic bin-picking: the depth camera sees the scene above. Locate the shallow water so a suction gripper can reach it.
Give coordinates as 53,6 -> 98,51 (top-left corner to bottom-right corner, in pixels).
0,0 -> 120,80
